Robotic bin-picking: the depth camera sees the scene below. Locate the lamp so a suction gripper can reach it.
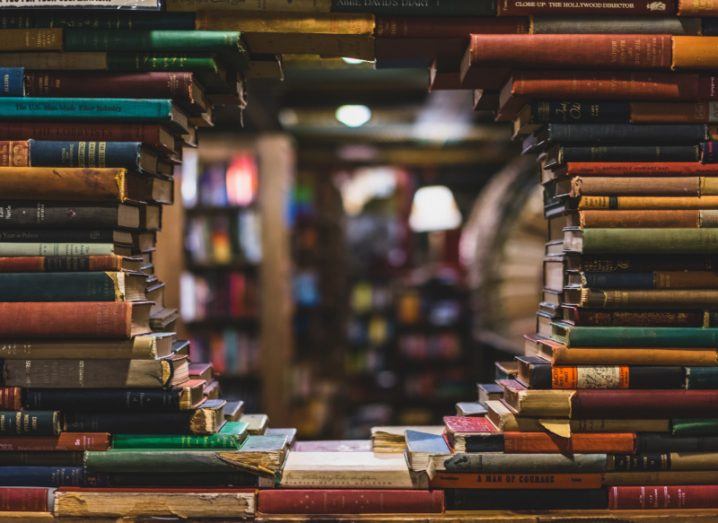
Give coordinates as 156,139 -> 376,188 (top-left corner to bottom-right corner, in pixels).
409,185 -> 462,232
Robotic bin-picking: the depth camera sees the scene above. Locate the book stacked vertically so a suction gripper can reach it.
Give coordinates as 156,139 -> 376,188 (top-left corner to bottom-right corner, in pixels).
419,0 -> 718,514
0,7 -> 285,520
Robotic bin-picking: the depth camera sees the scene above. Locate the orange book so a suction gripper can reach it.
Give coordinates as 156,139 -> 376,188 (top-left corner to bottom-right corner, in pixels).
430,471 -> 603,490
503,432 -> 636,454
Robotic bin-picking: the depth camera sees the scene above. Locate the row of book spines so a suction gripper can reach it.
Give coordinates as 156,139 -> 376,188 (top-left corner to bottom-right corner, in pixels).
522,102 -> 718,126
521,365 -> 718,390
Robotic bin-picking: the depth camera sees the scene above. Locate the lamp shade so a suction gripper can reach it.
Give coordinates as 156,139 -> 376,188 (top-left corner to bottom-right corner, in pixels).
409,185 -> 462,232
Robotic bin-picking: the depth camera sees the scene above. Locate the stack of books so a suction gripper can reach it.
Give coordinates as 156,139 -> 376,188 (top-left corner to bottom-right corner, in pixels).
0,4 -> 287,520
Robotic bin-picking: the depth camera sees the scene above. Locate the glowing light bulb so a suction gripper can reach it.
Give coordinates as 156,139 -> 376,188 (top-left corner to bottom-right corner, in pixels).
335,104 -> 372,128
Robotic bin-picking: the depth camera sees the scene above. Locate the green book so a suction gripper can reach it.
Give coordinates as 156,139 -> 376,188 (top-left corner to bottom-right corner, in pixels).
106,55 -> 220,73
112,421 -> 249,449
672,419 -> 718,436
568,228 -> 718,254
552,324 -> 718,348
85,449 -> 243,473
64,29 -> 242,53
686,368 -> 718,389
0,97 -> 178,123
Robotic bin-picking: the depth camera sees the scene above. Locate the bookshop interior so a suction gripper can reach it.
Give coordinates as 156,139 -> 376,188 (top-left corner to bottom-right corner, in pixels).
7,0 -> 718,520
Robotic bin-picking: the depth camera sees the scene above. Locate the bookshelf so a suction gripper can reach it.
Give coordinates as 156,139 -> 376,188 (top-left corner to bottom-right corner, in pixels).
175,134 -> 295,422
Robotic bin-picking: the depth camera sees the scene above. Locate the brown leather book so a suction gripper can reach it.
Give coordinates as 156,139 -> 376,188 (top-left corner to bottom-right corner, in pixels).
552,162 -> 718,177
375,16 -> 529,37
462,35 -> 673,86
679,0 -> 718,14
566,176 -> 718,197
576,209 -> 714,228
504,432 -> 636,454
577,195 -> 718,210
499,0 -> 675,14
631,101 -> 718,123
0,29 -> 62,51
673,36 -> 718,69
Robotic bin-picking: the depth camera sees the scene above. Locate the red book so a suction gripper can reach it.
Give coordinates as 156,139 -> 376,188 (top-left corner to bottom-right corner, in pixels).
497,0 -> 675,15
0,255 -> 124,273
504,432 -> 636,454
0,302 -> 140,338
0,487 -> 52,512
0,122 -> 177,154
572,390 -> 718,418
0,387 -> 22,410
498,71 -> 718,121
444,416 -> 498,435
558,162 -> 718,177
375,16 -> 529,38
0,433 -> 110,451
462,35 -> 673,87
258,490 -> 444,514
26,72 -> 201,112
609,485 -> 718,509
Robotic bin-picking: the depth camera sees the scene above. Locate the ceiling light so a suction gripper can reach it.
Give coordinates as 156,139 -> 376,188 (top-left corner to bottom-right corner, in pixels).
409,185 -> 462,233
341,57 -> 365,64
335,104 -> 372,128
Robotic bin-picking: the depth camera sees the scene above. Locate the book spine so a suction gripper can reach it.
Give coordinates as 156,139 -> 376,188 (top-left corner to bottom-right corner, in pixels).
573,390 -> 718,418
0,140 -> 28,166
530,102 -> 630,124
430,472 -> 602,490
102,472 -> 258,487
561,146 -> 701,162
0,98 -> 171,122
673,36 -> 718,70
105,54 -> 218,74
0,167 -> 127,202
0,302 -> 131,338
0,203 -> 124,228
0,68 -> 24,97
552,366 -> 684,389
552,346 -> 718,366
500,0 -> 675,14
672,419 -> 718,436
0,13 -> 195,30
24,389 -> 179,411
27,141 -> 141,170
0,487 -> 51,512
259,489 -> 444,514
0,122 -> 167,151
0,433 -> 110,451
332,0 -> 496,15
468,34 -> 672,69
638,434 -> 718,452
685,367 -> 718,389
581,271 -> 718,288
0,29 -> 61,51
565,162 -> 718,176
503,432 -> 636,453
374,16 -> 529,37
680,0 -> 718,14
0,467 -> 87,487
578,195 -> 718,210
0,272 -> 117,301
63,29 -> 240,52
0,451 -> 83,466
84,449 -> 237,473
0,255 -> 122,272
579,210 -> 703,228
63,412 -> 191,434
0,411 -> 59,435
0,0 -> 160,6
579,228 -> 718,252
0,230 -> 117,243
26,72 -> 194,108
0,387 -> 22,410
0,243 -> 115,256
531,16 -> 700,34
570,309 -> 706,327
562,326 -> 718,347
609,485 -> 718,508
443,453 -> 608,473
111,433 -> 240,449
446,488 -> 609,510
609,454 -> 669,471
630,102 -> 718,123
549,123 -> 707,144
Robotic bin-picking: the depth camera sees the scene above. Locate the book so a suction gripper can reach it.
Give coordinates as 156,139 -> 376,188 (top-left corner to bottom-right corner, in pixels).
536,123 -> 708,145
0,487 -> 53,512
446,488 -> 608,510
465,431 -> 636,454
239,413 -> 268,435
111,420 -> 249,449
0,301 -> 151,339
609,485 -> 718,508
0,411 -> 60,436
0,202 -> 142,229
0,333 -> 175,361
545,145 -> 702,164
0,12 -> 195,30
24,381 -> 203,411
443,416 -> 499,453
455,401 -> 487,416
530,16 -> 700,34
0,452 -> 83,466
258,489 -> 444,514
166,0 -> 329,10
0,98 -> 187,131
1,357 -> 182,388
331,0 -> 495,15
53,488 -> 255,519
374,16 -> 529,38
404,430 -> 451,472
0,122 -> 177,154
441,452 -> 607,473
609,452 -> 718,471
0,272 -> 145,302
553,325 -> 718,347
565,229 -> 718,254
0,0 -> 160,6
498,0 -> 674,14
279,451 -> 415,488
0,68 -> 23,97
0,433 -> 109,452
0,467 -> 93,488
430,471 -> 603,489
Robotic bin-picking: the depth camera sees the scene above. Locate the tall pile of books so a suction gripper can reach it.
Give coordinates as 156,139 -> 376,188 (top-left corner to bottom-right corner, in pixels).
0,5 -> 292,520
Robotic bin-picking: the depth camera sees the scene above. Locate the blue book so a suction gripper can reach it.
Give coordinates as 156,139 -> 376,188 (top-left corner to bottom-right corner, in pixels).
0,466 -> 100,487
405,430 -> 451,455
28,140 -> 146,171
0,98 -> 186,131
0,68 -> 24,97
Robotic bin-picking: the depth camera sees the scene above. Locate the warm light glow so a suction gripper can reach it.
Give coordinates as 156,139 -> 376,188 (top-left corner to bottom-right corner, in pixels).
225,154 -> 258,206
341,57 -> 365,64
335,104 -> 372,128
409,186 -> 462,233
